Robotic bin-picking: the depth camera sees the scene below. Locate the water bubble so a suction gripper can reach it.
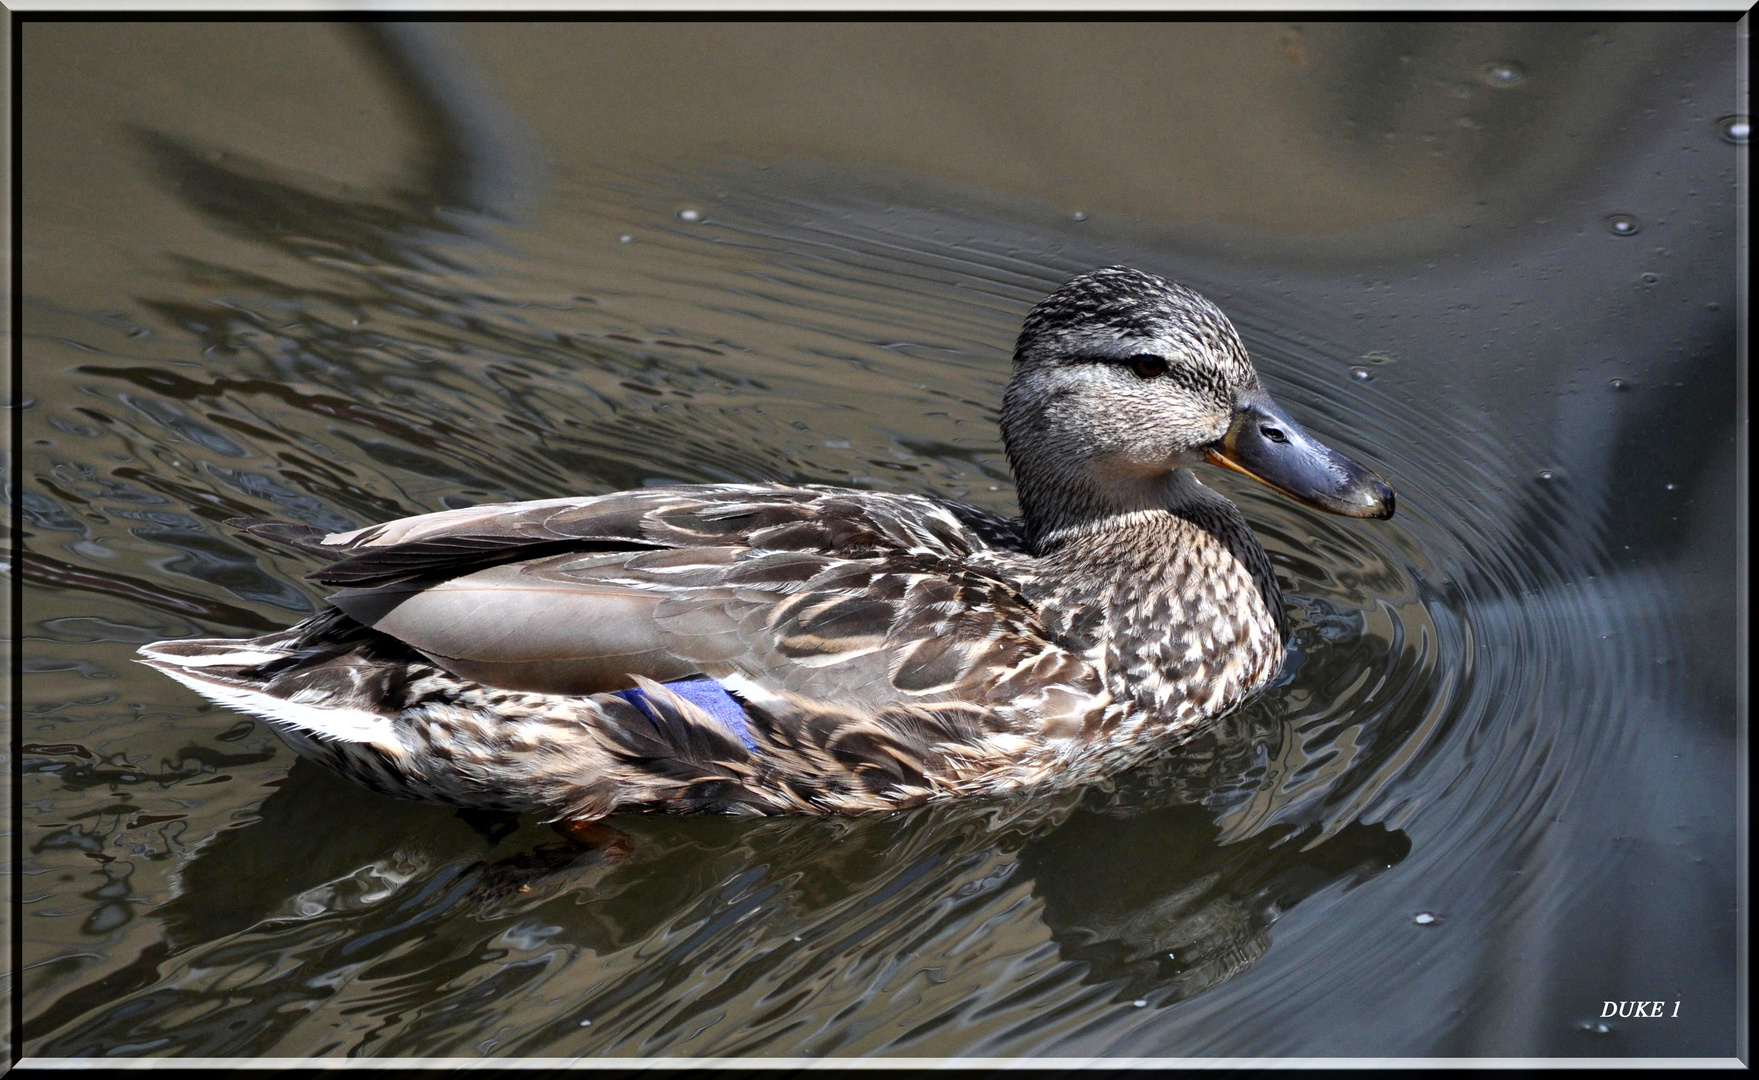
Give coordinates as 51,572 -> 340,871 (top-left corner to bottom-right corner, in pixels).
1637,272 -> 1660,287
1070,211 -> 1089,222
1578,1020 -> 1614,1035
579,1018 -> 592,1027
1349,366 -> 1374,382
676,208 -> 704,223
618,234 -> 635,244
1604,214 -> 1641,236
1716,115 -> 1750,144
1664,483 -> 1676,491
1132,999 -> 1148,1008
1361,351 -> 1396,365
1413,911 -> 1442,925
1608,378 -> 1632,391
1479,61 -> 1525,87
1537,470 -> 1556,482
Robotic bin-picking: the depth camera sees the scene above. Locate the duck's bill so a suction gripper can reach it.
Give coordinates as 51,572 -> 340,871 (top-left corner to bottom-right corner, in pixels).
1204,393 -> 1395,519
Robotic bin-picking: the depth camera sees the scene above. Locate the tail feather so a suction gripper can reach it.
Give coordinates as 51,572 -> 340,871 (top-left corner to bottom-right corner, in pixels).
138,616 -> 398,746
227,517 -> 342,558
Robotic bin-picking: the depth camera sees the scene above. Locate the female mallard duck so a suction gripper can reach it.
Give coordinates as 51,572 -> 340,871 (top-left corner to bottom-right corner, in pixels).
141,267 -> 1392,827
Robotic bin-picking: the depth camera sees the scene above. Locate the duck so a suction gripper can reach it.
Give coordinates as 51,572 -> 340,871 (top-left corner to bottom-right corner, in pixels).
139,266 -> 1393,833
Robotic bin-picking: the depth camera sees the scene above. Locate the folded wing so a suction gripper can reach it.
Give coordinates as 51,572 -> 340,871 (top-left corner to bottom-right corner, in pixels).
264,486 -> 1099,733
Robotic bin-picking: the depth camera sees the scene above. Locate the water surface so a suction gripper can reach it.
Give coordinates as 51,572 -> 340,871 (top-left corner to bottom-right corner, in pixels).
14,20 -> 1741,1059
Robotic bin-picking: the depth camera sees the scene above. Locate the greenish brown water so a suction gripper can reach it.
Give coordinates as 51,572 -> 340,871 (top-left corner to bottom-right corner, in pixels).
12,20 -> 1742,1060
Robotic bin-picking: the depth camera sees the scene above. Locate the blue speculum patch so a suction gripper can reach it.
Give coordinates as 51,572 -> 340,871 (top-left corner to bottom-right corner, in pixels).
615,676 -> 759,752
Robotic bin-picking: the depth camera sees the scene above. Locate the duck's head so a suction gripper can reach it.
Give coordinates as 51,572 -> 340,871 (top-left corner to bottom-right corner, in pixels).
1001,266 -> 1393,544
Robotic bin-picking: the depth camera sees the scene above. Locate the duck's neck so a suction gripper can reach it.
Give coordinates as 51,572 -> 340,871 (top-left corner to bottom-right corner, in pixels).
1017,462 -> 1200,555
1022,468 -> 1288,721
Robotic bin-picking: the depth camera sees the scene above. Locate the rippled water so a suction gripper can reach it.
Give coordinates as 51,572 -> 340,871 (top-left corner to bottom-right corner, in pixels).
15,21 -> 1740,1060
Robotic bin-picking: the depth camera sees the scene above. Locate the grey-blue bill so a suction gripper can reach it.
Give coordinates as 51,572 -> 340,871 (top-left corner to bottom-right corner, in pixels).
1205,391 -> 1394,520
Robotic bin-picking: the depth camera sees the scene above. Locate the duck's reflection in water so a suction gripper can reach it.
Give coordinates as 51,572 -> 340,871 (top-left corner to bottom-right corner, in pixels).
1022,803 -> 1408,1004
28,696 -> 1406,1056
1018,695 -> 1410,1005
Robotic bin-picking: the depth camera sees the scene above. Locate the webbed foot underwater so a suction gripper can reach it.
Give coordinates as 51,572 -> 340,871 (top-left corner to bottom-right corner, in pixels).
140,267 -> 1394,825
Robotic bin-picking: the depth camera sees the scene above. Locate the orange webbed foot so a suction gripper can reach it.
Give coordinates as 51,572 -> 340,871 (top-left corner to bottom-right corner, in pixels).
551,818 -> 634,858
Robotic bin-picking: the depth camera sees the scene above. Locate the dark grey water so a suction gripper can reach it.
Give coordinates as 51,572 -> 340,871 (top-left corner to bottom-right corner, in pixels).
13,20 -> 1743,1059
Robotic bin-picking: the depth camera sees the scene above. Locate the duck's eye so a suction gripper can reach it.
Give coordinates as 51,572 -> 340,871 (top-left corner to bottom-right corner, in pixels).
1128,354 -> 1169,379
1260,425 -> 1289,443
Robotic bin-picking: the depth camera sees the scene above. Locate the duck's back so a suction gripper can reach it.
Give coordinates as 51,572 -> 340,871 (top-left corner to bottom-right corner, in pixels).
308,485 -> 1062,705
141,485 -> 1111,816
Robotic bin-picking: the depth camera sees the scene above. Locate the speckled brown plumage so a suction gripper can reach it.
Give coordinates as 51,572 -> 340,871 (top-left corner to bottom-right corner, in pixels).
140,267 -> 1390,822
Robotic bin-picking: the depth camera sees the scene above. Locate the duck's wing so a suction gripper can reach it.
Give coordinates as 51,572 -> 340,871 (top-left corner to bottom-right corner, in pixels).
264,485 -> 1102,738
243,485 -> 1016,589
